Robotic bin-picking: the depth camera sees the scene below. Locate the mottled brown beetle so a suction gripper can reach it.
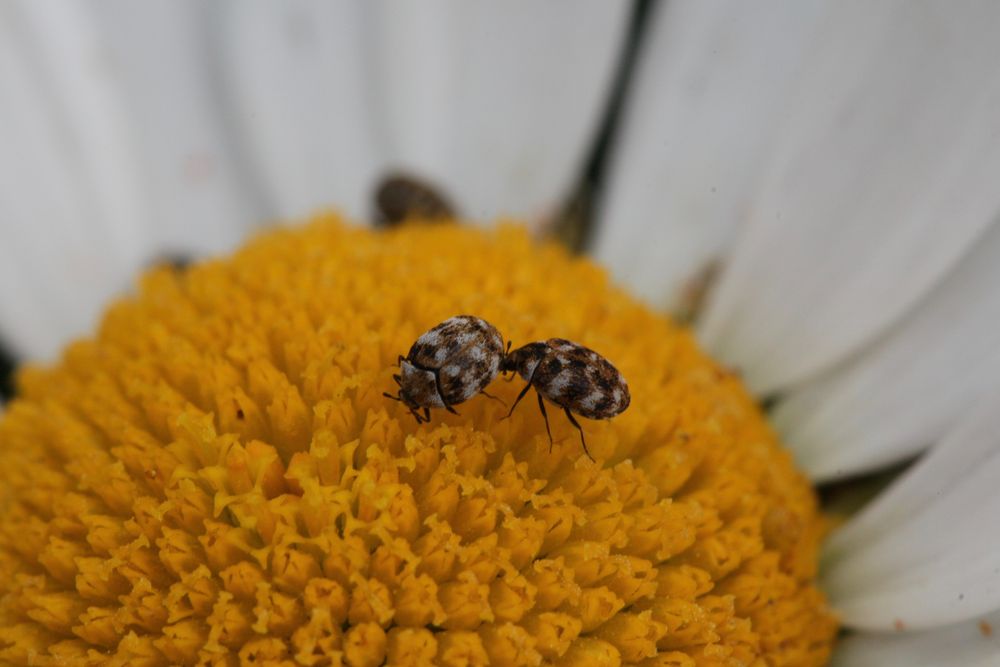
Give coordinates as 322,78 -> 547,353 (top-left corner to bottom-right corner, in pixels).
374,172 -> 455,227
384,315 -> 507,423
502,338 -> 630,460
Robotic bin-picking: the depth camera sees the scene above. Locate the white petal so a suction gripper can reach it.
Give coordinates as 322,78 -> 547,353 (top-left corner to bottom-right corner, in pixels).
822,393 -> 1000,630
593,0 -> 828,311
93,0 -> 264,253
217,0 -> 629,222
832,614 -> 1000,667
0,1 -> 145,359
774,219 -> 1000,480
698,1 -> 1000,393
212,0 -> 379,222
0,1 -> 268,359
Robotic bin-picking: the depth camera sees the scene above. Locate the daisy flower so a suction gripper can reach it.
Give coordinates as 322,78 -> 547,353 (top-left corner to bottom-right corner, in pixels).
1,2 -> 999,665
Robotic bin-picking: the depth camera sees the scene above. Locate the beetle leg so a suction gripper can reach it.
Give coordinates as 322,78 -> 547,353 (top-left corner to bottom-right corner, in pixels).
563,408 -> 594,462
401,404 -> 422,423
431,368 -> 460,415
386,392 -> 426,425
537,393 -> 554,452
397,354 -> 407,366
502,382 -> 533,420
479,389 -> 507,407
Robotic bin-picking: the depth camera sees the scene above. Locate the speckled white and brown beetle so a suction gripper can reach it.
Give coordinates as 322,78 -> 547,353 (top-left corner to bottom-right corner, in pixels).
384,315 -> 507,423
501,338 -> 630,460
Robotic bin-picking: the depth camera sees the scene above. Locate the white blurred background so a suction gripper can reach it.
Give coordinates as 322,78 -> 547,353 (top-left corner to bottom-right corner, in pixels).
0,0 -> 642,381
3,0 -> 1000,428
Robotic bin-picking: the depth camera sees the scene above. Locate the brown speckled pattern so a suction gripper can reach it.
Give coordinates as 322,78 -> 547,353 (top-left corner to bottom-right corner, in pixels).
503,338 -> 630,419
389,315 -> 505,420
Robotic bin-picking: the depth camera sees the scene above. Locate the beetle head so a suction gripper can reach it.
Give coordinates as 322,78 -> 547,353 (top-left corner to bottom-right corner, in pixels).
501,342 -> 549,381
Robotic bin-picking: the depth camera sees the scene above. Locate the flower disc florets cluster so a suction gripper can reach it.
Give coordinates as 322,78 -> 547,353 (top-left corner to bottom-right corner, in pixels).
0,218 -> 837,666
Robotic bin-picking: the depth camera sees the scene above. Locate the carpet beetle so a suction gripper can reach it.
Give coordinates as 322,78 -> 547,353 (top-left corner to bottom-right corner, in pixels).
374,172 -> 455,227
502,338 -> 630,460
384,315 -> 506,423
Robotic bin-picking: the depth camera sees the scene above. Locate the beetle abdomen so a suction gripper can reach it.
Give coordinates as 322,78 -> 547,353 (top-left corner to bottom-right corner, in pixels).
398,315 -> 505,410
531,339 -> 630,419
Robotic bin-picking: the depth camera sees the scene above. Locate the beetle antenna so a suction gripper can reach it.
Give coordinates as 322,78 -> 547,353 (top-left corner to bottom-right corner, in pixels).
383,391 -> 401,402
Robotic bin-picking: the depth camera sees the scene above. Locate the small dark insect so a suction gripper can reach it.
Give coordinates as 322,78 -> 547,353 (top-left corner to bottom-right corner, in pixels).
502,338 -> 630,460
374,172 -> 455,227
149,253 -> 193,271
384,315 -> 506,423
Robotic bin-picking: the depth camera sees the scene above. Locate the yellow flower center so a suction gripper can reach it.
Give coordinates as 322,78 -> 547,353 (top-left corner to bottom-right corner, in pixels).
0,218 -> 837,666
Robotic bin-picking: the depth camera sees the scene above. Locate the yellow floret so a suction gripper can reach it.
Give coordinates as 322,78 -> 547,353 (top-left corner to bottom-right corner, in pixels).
0,217 -> 837,665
